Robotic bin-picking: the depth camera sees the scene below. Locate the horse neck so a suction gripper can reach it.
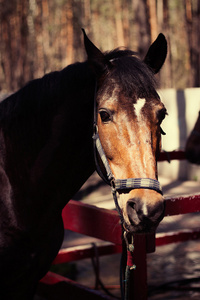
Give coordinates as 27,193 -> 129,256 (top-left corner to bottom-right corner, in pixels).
1,63 -> 96,228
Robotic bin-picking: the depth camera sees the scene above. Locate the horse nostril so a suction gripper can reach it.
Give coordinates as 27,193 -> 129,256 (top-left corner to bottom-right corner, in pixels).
127,199 -> 141,220
128,200 -> 135,210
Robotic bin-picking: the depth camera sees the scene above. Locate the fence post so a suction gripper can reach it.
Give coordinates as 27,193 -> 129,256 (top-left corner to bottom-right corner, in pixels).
129,233 -> 155,299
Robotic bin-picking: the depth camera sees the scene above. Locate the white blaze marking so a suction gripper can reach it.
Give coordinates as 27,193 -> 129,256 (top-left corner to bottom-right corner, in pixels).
134,98 -> 146,119
142,203 -> 148,216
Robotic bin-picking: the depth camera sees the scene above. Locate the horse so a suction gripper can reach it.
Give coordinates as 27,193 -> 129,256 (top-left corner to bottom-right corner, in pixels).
0,29 -> 167,299
185,111 -> 200,164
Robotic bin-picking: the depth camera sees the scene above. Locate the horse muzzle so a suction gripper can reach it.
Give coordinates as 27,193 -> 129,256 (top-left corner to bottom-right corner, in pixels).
122,190 -> 165,233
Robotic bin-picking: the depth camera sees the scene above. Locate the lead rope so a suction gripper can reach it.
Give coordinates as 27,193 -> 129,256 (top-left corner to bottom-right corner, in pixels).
112,179 -> 136,300
123,232 -> 136,300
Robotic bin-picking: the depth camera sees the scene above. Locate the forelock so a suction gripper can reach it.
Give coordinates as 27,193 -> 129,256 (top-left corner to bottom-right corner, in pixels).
104,50 -> 158,100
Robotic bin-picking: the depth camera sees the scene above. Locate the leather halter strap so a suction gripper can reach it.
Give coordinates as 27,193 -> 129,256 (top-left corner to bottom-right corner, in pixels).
93,83 -> 163,197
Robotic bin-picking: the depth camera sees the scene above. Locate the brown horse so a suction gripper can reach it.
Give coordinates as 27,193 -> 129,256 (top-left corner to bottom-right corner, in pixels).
185,111 -> 200,164
0,30 -> 167,299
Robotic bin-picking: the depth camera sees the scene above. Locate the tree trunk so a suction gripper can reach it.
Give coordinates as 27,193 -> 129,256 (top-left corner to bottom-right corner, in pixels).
113,0 -> 125,46
147,0 -> 158,42
131,0 -> 151,58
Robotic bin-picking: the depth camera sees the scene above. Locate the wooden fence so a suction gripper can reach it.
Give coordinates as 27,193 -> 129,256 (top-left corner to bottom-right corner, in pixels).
38,150 -> 200,299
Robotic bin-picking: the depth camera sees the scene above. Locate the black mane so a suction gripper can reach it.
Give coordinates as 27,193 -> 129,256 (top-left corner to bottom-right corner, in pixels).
0,61 -> 93,126
0,61 -> 95,152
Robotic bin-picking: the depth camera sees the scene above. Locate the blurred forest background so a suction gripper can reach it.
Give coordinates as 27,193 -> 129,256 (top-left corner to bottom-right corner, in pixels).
0,0 -> 200,92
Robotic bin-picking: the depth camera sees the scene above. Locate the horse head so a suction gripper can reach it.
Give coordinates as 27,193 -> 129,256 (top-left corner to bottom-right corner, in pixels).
83,30 -> 167,233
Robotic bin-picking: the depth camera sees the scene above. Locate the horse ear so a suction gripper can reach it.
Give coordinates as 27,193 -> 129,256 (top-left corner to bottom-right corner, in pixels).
82,29 -> 110,77
143,33 -> 167,74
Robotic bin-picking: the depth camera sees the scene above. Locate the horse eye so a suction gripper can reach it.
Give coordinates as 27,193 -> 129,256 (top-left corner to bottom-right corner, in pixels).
99,109 -> 112,123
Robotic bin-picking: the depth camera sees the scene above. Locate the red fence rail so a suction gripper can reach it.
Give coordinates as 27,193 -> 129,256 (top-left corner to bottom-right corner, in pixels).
39,150 -> 200,300
158,150 -> 186,162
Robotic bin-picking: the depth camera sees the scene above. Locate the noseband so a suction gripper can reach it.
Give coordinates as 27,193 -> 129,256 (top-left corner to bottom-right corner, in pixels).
92,84 -> 162,219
